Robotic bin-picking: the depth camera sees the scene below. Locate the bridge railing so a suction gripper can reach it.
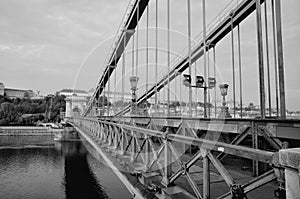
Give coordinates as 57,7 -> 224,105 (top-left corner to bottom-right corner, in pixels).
66,117 -> 296,198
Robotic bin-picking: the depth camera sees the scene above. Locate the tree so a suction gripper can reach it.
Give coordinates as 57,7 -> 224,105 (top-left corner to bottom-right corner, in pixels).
0,102 -> 19,125
0,94 -> 66,125
49,95 -> 66,122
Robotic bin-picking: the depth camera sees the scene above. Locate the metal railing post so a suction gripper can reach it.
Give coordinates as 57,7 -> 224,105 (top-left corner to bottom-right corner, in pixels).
104,124 -> 108,143
161,127 -> 172,187
203,150 -> 210,199
131,130 -> 136,163
252,122 -> 259,177
144,135 -> 151,171
113,127 -> 118,149
279,148 -> 300,199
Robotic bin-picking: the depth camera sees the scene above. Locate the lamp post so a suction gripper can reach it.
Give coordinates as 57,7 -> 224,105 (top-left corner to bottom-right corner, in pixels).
218,84 -> 232,118
129,76 -> 139,115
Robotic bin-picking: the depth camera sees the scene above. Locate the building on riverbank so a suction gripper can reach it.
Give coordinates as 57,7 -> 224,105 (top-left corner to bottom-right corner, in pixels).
0,82 -> 38,99
57,89 -> 89,97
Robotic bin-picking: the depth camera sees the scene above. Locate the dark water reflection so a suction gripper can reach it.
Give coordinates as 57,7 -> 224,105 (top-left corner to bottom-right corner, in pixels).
64,142 -> 108,199
0,136 -> 131,199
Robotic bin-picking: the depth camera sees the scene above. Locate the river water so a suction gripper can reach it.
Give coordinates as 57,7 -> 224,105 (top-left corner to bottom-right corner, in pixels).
0,135 -> 131,199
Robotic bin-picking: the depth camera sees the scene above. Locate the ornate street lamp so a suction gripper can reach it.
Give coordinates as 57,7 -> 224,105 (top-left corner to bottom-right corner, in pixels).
218,84 -> 232,118
129,76 -> 139,114
219,84 -> 228,104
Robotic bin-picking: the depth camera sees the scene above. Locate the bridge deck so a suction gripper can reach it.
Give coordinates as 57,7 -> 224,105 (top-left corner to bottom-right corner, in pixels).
72,121 -> 279,199
67,117 -> 297,199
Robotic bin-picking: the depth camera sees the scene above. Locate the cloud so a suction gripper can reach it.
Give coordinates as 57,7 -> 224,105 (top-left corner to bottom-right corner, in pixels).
0,0 -> 300,110
0,0 -> 128,93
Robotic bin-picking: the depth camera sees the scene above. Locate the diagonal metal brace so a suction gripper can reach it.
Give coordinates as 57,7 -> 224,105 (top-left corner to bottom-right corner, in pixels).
231,184 -> 247,199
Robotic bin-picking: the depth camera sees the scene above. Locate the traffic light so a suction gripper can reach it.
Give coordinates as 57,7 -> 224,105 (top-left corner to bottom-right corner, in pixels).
208,77 -> 216,88
183,74 -> 191,87
196,76 -> 205,87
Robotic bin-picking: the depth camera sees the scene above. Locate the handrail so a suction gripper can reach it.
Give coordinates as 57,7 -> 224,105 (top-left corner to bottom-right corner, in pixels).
104,115 -> 300,124
69,117 -> 275,164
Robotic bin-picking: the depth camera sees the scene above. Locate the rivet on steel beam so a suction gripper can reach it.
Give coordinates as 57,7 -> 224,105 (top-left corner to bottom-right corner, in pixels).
229,10 -> 235,18
180,163 -> 187,176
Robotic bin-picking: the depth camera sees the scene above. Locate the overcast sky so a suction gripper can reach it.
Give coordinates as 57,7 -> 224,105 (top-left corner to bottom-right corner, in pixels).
0,0 -> 299,110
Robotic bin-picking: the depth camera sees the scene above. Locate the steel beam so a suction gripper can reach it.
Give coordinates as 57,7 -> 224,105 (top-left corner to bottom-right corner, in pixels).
84,0 -> 150,116
186,172 -> 203,199
252,124 -> 259,177
203,152 -> 210,199
168,148 -> 202,184
274,0 -> 286,119
217,126 -> 251,160
256,0 -> 266,119
257,127 -> 282,150
161,128 -> 172,187
168,133 -> 274,163
208,152 -> 235,187
218,170 -> 276,198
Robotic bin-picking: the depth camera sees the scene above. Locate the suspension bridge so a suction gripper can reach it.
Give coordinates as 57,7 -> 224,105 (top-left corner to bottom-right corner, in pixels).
65,0 -> 300,198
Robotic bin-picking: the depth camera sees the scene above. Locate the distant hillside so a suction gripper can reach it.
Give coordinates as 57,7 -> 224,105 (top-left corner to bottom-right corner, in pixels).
0,95 -> 65,126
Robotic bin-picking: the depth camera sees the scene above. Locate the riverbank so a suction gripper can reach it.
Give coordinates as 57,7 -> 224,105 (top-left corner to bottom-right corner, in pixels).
0,126 -> 79,148
0,126 -> 57,136
0,126 -> 76,136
